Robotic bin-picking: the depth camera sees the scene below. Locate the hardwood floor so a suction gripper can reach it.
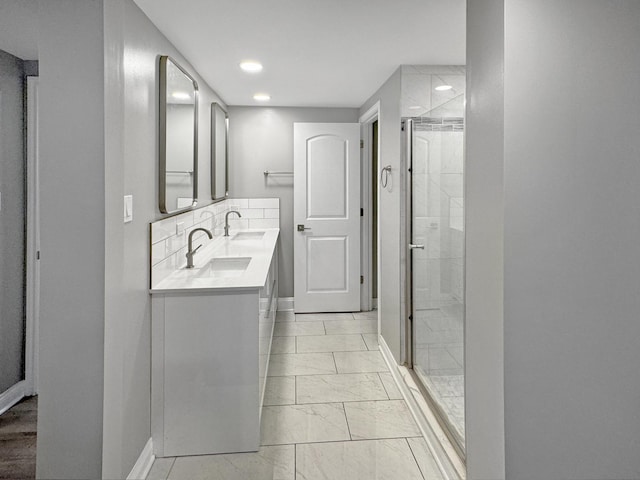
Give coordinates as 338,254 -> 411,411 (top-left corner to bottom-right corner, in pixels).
0,396 -> 37,480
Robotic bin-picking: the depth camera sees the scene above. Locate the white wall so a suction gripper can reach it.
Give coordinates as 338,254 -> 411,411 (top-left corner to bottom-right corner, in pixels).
465,1 -> 505,478
359,68 -> 403,362
102,0 -> 226,478
228,106 -> 359,298
468,1 -> 640,478
36,1 -> 106,477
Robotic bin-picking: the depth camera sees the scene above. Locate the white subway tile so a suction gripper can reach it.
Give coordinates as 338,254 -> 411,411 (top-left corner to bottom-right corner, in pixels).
174,246 -> 188,269
151,216 -> 176,243
179,211 -> 196,229
264,208 -> 280,219
248,198 -> 279,209
249,218 -> 279,229
195,212 -> 215,232
166,234 -> 181,256
239,208 -> 264,219
228,218 -> 249,230
151,239 -> 167,266
229,198 -> 249,209
153,252 -> 178,286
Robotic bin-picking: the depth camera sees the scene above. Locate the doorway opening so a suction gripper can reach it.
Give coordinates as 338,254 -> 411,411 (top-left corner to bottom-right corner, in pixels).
0,50 -> 39,480
371,120 -> 379,310
359,102 -> 380,315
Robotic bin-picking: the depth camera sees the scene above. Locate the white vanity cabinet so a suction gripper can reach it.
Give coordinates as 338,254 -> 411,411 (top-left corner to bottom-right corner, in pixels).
151,237 -> 278,458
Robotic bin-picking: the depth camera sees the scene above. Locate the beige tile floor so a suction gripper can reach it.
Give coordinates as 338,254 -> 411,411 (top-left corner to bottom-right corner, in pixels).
147,311 -> 444,480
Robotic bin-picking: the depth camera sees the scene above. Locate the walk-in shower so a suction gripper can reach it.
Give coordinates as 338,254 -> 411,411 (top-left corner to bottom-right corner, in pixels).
404,75 -> 465,455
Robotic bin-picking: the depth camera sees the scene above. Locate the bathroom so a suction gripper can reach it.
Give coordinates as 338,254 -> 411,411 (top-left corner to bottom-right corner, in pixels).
1,1 -> 640,480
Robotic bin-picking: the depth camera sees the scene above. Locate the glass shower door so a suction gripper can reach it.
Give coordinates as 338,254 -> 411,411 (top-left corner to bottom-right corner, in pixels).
408,113 -> 465,451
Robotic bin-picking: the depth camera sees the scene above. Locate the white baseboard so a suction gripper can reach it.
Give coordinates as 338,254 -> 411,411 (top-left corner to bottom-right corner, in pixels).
0,381 -> 26,416
127,438 -> 155,480
277,297 -> 294,311
378,336 -> 465,480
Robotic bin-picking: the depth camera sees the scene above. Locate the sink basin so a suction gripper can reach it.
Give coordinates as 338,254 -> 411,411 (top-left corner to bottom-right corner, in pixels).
198,257 -> 252,278
232,231 -> 265,241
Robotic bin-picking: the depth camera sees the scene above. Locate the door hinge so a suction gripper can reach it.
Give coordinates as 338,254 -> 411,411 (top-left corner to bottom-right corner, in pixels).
360,275 -> 364,284
360,139 -> 364,148
360,208 -> 364,217
36,251 -> 40,260
409,314 -> 413,322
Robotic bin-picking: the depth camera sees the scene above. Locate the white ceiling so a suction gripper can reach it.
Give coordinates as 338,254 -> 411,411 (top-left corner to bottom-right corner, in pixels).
0,0 -> 466,107
133,0 -> 466,108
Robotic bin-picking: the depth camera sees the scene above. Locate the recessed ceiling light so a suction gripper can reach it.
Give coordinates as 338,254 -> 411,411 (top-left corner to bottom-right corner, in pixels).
240,61 -> 263,73
435,85 -> 453,91
409,106 -> 422,110
172,92 -> 190,100
253,93 -> 271,101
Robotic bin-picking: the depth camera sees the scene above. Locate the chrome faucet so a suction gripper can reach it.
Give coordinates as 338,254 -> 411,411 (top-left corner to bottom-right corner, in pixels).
186,227 -> 213,268
224,210 -> 241,236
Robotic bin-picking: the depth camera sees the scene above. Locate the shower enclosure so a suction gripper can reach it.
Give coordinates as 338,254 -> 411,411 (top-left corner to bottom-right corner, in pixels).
404,84 -> 465,454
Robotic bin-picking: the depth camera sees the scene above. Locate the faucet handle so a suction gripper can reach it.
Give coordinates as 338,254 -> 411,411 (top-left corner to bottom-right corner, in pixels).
193,244 -> 202,254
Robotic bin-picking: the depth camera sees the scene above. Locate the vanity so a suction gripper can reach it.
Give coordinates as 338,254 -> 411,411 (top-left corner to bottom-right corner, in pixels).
150,55 -> 280,457
150,228 -> 279,457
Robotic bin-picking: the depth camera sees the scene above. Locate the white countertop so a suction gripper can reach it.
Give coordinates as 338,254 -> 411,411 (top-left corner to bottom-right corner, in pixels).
151,228 -> 279,294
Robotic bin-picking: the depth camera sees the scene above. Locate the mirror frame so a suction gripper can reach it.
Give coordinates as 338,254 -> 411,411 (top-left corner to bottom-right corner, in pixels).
211,102 -> 229,201
159,55 -> 199,214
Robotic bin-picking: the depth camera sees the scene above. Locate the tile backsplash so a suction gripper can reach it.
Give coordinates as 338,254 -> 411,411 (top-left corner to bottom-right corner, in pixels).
150,198 -> 280,286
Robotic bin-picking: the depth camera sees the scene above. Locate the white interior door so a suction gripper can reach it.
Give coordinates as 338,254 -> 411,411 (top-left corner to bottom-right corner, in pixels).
294,123 -> 360,313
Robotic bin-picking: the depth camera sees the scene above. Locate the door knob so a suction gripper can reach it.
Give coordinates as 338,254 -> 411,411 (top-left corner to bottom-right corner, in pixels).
409,244 -> 425,249
297,224 -> 311,231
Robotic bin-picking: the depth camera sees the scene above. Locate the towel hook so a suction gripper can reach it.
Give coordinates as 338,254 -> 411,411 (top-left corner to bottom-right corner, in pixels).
380,165 -> 392,189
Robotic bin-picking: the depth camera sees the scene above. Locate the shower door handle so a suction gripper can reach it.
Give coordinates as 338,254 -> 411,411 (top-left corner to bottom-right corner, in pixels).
409,244 -> 425,250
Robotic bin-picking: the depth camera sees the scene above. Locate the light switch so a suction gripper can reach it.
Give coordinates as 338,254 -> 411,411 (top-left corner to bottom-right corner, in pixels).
176,222 -> 185,235
124,195 -> 133,223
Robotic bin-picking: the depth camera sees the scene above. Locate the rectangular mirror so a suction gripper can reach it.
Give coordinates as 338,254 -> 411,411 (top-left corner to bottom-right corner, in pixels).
211,102 -> 228,200
159,55 -> 198,214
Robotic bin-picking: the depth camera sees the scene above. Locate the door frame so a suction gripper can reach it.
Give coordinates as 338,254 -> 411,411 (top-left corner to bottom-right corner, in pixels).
403,118 -> 414,370
359,102 -> 380,317
293,122 -> 361,313
25,76 -> 40,396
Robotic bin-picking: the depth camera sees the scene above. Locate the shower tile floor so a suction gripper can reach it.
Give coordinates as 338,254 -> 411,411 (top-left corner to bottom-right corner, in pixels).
147,311 -> 444,480
413,305 -> 465,443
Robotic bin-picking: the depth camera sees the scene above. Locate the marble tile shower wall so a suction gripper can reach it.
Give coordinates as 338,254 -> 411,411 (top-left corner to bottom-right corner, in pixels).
151,198 -> 280,286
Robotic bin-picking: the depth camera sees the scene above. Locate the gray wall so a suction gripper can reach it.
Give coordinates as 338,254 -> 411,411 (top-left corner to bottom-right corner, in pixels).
468,1 -> 640,478
503,2 -> 640,478
228,106 -> 359,298
33,0 -> 225,477
0,49 -> 25,394
359,69 -> 403,362
102,0 -> 226,477
465,1 -> 505,479
36,1 -> 106,478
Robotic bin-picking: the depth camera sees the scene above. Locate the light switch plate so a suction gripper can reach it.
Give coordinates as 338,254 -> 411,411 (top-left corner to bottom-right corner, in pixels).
124,195 -> 133,223
176,222 -> 185,235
